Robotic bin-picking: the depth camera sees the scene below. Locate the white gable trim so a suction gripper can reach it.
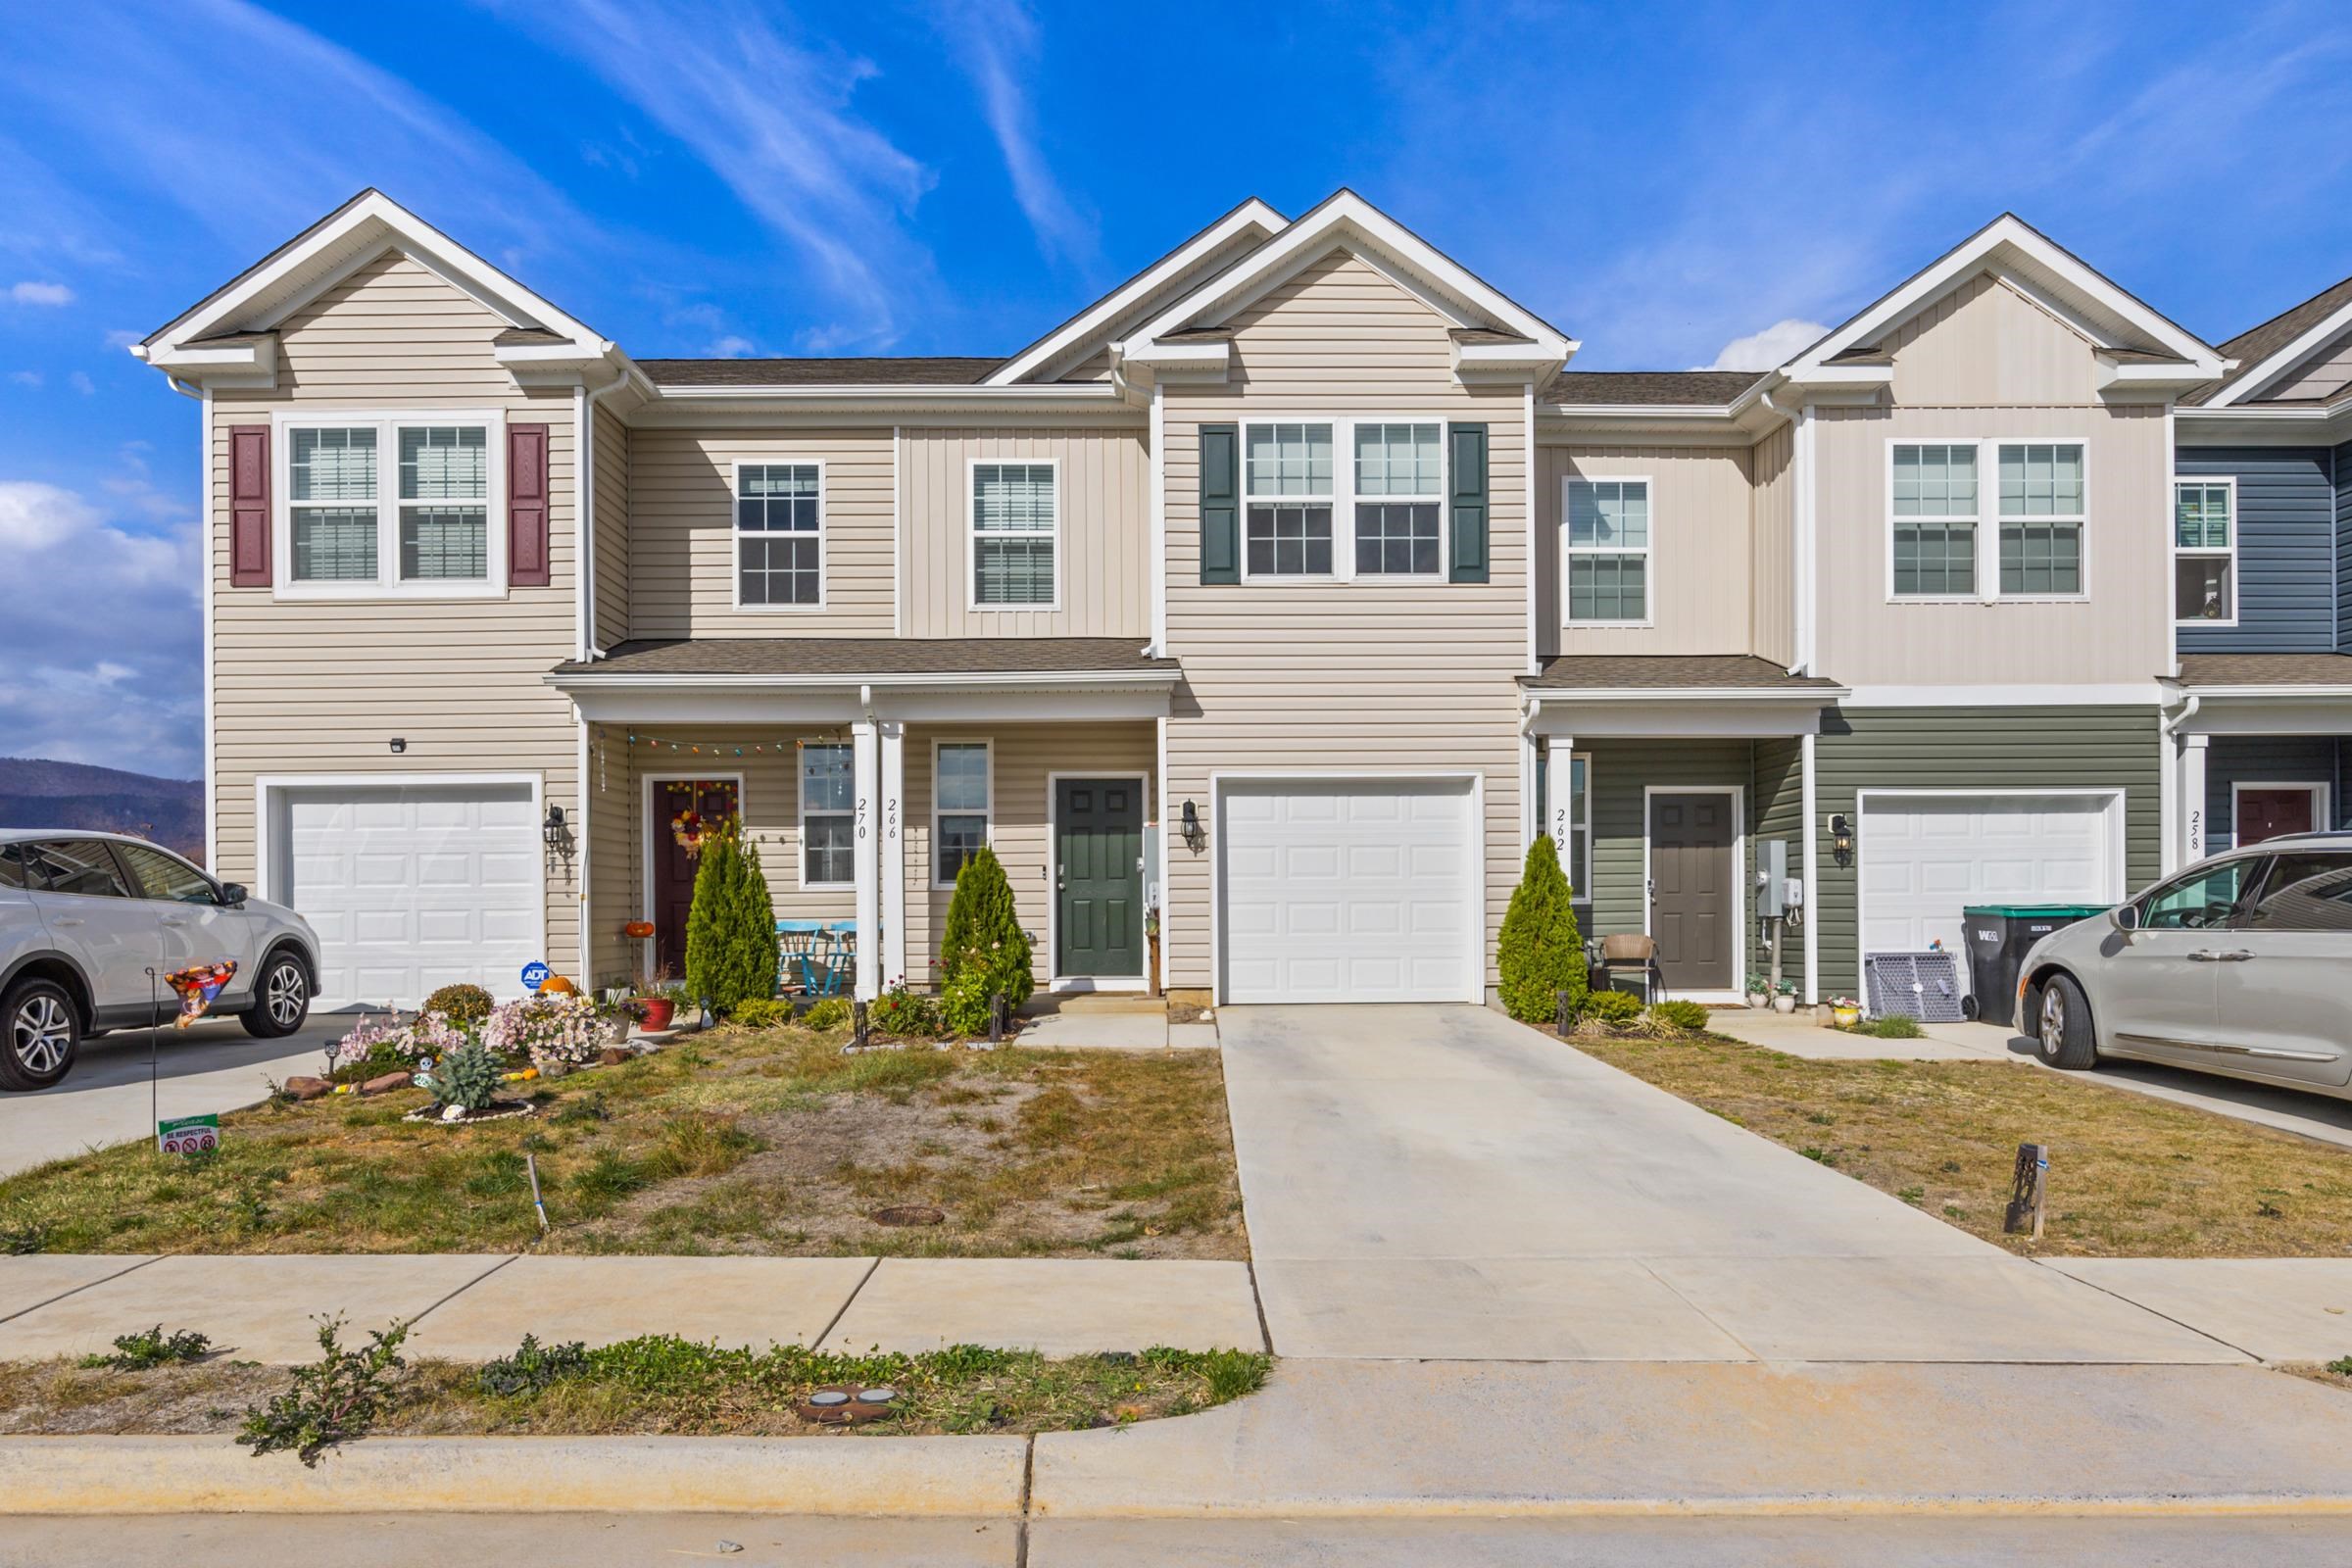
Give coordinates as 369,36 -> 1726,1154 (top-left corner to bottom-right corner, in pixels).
985,199 -> 1287,386
1123,190 -> 1573,373
2205,298 -> 2352,408
135,189 -> 609,371
1784,214 -> 2223,386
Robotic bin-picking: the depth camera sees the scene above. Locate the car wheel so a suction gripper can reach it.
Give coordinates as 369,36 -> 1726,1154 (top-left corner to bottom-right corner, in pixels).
2034,973 -> 2098,1070
240,949 -> 312,1039
1,977 -> 80,1091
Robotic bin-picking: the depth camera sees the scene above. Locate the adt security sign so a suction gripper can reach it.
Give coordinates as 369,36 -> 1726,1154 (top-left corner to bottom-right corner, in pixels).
520,960 -> 551,992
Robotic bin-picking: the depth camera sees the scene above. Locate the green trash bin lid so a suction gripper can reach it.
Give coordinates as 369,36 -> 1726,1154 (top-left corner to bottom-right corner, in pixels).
1962,904 -> 2110,919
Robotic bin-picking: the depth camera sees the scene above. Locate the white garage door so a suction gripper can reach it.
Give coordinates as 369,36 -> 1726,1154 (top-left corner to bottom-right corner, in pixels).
1219,779 -> 1477,1004
1859,792 -> 2120,985
277,782 -> 543,1008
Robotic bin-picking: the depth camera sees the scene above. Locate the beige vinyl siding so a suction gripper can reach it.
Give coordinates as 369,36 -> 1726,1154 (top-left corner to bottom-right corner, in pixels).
898,426 -> 1150,638
1016,224 -> 1270,384
626,428 -> 893,639
902,721 -> 1155,986
2264,327 -> 2352,401
586,727 -> 637,987
591,402 -> 631,650
1536,444 -> 1755,657
1159,247 -> 1528,993
1748,421 -> 1795,666
1885,271 -> 2100,407
209,249 -> 584,979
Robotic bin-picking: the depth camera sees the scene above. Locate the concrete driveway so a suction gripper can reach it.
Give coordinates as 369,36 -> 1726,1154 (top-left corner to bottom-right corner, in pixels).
1219,1004 -> 2245,1362
0,1010 -> 354,1177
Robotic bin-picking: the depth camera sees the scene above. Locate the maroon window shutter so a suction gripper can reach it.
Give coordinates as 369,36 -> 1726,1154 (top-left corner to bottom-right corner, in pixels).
508,422 -> 551,587
228,424 -> 271,587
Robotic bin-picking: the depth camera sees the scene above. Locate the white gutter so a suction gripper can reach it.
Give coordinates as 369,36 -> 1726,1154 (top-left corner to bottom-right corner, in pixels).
1148,381 -> 1167,657
545,666 -> 1181,693
578,373 -> 631,662
648,382 -> 1126,404
1519,685 -> 1849,704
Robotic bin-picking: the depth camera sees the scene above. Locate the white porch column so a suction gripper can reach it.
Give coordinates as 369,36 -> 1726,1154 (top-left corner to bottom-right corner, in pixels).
1543,735 -> 1576,889
1800,731 -> 1819,1004
879,719 -> 906,989
853,718 -> 880,1001
2180,733 -> 2210,864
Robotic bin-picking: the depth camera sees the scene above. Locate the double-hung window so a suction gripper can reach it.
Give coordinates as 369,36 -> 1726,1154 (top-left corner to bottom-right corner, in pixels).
280,412 -> 504,596
736,463 -> 822,608
1562,478 -> 1650,622
933,742 -> 991,887
800,742 -> 855,888
971,461 -> 1057,607
2174,478 -> 2234,623
1997,443 -> 2084,596
1352,422 -> 1443,576
1889,444 -> 1979,597
1245,422 -> 1335,577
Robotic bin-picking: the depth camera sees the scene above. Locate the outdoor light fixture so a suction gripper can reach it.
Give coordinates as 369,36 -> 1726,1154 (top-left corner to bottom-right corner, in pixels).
543,804 -> 569,852
388,737 -> 407,754
1181,799 -> 1206,853
1830,812 -> 1854,865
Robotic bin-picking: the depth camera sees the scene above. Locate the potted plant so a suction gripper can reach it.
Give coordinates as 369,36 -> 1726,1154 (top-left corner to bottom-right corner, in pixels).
1830,995 -> 1862,1028
1773,980 -> 1799,1014
1743,979 -> 1771,1009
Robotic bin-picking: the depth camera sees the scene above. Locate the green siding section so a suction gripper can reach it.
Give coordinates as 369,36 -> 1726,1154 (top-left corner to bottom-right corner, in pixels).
1811,707 -> 2163,998
1581,739 -> 1755,976
1751,737 -> 1805,985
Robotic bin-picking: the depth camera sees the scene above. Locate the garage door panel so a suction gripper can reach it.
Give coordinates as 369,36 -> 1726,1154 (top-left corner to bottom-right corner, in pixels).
1220,779 -> 1474,1004
1860,794 -> 2116,989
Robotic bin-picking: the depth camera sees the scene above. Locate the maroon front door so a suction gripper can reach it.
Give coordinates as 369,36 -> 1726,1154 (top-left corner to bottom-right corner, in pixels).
2236,788 -> 2317,848
652,779 -> 740,977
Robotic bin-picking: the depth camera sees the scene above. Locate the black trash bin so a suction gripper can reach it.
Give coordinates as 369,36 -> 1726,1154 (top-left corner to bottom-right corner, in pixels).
1961,905 -> 2110,1022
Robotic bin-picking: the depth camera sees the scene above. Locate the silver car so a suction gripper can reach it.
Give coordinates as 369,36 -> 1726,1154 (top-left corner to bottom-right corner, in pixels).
0,830 -> 321,1091
2017,831 -> 2352,1093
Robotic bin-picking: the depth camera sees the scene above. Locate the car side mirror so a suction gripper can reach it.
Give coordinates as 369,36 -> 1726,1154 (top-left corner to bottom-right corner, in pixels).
2109,904 -> 2140,933
220,882 -> 249,907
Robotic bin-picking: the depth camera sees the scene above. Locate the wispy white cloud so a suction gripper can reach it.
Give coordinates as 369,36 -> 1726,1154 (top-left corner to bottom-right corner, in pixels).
1694,318 -> 1828,371
707,334 -> 756,357
8,281 -> 72,306
8,370 -> 41,389
68,370 -> 94,395
498,0 -> 937,349
939,0 -> 1100,279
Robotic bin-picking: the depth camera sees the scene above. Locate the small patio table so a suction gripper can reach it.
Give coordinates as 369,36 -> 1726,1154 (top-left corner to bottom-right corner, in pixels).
775,919 -> 858,997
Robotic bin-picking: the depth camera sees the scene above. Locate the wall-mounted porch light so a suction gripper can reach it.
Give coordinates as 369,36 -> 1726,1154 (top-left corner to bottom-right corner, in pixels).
1829,812 -> 1854,866
1180,799 -> 1206,853
543,804 -> 571,853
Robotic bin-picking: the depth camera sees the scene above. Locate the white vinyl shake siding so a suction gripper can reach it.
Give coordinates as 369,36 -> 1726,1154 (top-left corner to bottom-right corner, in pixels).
1159,249 -> 1528,995
208,252 -> 583,982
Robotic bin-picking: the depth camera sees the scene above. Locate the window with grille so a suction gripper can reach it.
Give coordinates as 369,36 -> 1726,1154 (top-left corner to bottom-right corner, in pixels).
1562,478 -> 1650,622
737,463 -> 822,608
290,426 -> 379,581
1890,444 -> 1978,597
281,415 -> 502,593
971,462 -> 1056,606
1244,422 -> 1335,576
1352,422 -> 1442,575
2174,478 -> 2233,623
1997,443 -> 2084,596
398,425 -> 488,580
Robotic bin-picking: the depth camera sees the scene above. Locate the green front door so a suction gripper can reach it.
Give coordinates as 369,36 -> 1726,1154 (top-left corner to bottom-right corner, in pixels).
1055,777 -> 1144,978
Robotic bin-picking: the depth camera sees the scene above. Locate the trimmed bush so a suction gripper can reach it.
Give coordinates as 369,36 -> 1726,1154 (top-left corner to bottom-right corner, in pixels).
684,823 -> 780,1014
871,986 -> 941,1038
938,845 -> 1032,1022
728,997 -> 795,1030
1647,1000 -> 1712,1033
1582,990 -> 1643,1026
421,984 -> 493,1024
428,1041 -> 504,1112
801,997 -> 852,1032
1497,834 -> 1586,1023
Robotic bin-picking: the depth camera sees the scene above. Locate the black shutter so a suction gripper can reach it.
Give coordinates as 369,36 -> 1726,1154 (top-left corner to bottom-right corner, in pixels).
1448,422 -> 1489,584
1199,422 -> 1240,584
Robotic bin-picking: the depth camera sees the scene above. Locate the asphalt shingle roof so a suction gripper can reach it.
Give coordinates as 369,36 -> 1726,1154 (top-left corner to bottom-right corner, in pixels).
636,357 -> 1004,387
2181,272 -> 2352,406
1542,370 -> 1769,407
2175,653 -> 2352,688
1522,655 -> 1842,692
555,638 -> 1177,680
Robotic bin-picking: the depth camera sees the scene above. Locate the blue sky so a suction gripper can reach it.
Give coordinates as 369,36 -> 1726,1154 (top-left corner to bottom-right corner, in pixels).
4,0 -> 2351,779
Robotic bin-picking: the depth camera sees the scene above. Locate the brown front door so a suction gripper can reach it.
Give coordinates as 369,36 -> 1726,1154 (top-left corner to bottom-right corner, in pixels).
651,779 -> 740,977
2236,788 -> 2317,848
1649,792 -> 1736,992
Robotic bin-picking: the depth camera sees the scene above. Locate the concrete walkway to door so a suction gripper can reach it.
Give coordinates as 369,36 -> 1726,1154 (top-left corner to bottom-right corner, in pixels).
1220,1004 -> 2245,1362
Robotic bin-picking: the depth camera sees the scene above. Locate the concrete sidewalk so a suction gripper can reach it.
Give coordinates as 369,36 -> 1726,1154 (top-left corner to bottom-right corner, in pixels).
0,1253 -> 1266,1363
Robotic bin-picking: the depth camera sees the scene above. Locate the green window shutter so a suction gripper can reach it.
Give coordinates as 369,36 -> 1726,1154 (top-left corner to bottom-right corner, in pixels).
1199,422 -> 1240,584
1448,421 -> 1489,583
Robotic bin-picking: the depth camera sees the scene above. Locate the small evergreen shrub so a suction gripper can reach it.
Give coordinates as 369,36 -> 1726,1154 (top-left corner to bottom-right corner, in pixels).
728,997 -> 795,1029
938,846 -> 1032,1019
421,983 -> 494,1024
801,997 -> 852,1032
79,1325 -> 212,1370
1646,1000 -> 1712,1033
1581,990 -> 1643,1026
1497,834 -> 1586,1023
428,1041 -> 503,1113
684,823 -> 780,1015
240,1317 -> 410,1467
871,986 -> 941,1038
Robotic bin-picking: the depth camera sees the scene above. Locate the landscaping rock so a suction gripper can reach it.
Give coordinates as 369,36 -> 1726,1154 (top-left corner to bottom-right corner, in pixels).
598,1046 -> 633,1066
359,1072 -> 413,1096
282,1076 -> 331,1101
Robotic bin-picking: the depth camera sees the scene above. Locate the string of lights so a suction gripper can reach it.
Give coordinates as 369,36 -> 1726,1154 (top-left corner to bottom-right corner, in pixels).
619,731 -> 841,757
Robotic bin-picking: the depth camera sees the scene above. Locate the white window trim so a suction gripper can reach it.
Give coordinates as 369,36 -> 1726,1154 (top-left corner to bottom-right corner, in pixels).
2230,779 -> 2329,846
1883,436 -> 2093,606
2173,474 -> 2239,629
1559,474 -> 1655,628
798,738 -> 857,891
1240,416 -> 1449,585
270,407 -> 508,602
930,737 -> 995,890
967,455 -> 1063,612
730,458 -> 827,612
1564,749 -> 1594,898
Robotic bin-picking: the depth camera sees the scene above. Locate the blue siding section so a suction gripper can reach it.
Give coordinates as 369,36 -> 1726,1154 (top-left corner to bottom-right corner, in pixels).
2335,441 -> 2352,651
2175,447 -> 2335,654
2204,736 -> 2346,852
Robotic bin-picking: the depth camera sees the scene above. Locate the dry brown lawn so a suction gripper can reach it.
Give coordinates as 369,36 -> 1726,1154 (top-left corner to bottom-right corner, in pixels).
1573,1030 -> 2352,1257
0,1023 -> 1246,1260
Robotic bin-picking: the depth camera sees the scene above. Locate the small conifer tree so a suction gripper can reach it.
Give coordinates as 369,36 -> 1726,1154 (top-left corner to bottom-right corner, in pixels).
1498,833 -> 1586,1023
685,822 -> 779,1013
938,845 -> 1032,1032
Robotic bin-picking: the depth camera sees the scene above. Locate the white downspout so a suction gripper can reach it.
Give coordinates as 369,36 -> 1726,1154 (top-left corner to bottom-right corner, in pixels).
167,375 -> 217,872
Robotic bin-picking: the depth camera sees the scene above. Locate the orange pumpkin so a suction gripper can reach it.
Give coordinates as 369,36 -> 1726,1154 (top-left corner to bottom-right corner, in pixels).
540,974 -> 579,996
623,920 -> 655,940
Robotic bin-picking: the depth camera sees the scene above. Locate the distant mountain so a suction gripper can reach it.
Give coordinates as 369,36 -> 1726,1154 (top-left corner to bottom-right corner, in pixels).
0,757 -> 205,864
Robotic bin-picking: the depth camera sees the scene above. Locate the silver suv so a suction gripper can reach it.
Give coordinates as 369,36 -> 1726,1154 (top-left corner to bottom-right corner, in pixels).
2017,832 -> 2352,1094
0,831 -> 320,1091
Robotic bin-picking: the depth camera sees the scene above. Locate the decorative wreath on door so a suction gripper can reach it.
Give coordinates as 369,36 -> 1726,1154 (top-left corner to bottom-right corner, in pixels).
671,808 -> 712,857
